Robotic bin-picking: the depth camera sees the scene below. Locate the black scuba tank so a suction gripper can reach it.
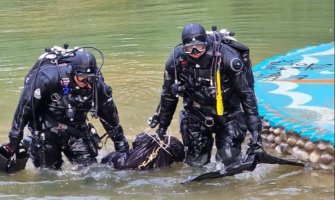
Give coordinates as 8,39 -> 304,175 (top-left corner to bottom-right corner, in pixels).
207,27 -> 255,90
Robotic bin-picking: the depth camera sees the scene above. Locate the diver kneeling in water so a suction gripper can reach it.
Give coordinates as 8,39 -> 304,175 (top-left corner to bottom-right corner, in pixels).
149,23 -> 262,167
101,132 -> 185,170
1,44 -> 129,171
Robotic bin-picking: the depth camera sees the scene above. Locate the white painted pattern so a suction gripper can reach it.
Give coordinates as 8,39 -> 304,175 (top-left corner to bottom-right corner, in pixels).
260,48 -> 334,128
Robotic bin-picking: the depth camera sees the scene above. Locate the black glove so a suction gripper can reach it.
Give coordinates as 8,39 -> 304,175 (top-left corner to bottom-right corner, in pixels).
114,140 -> 129,153
148,114 -> 159,128
3,137 -> 21,155
249,130 -> 262,149
156,127 -> 167,140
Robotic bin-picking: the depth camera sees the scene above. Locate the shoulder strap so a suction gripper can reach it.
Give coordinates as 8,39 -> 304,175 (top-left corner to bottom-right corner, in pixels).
57,63 -> 71,95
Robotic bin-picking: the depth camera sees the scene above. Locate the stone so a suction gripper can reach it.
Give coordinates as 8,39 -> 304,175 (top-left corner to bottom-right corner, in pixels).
320,153 -> 334,164
261,134 -> 268,140
287,137 -> 297,146
304,141 -> 316,152
292,147 -> 309,162
267,134 -> 275,143
261,129 -> 270,135
320,163 -> 334,171
313,163 -> 321,170
280,131 -> 288,142
274,136 -> 282,145
275,145 -> 283,154
280,143 -> 290,154
309,150 -> 320,163
325,145 -> 335,155
296,139 -> 306,148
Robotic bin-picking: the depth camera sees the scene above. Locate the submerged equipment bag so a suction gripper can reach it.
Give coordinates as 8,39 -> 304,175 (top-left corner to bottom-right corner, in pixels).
0,144 -> 29,173
101,132 -> 185,169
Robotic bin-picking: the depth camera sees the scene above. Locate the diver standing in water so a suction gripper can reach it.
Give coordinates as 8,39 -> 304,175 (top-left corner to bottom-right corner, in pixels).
149,23 -> 262,167
1,45 -> 129,170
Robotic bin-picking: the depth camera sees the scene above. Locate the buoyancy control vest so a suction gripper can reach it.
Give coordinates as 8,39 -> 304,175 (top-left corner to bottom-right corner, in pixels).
172,28 -> 255,117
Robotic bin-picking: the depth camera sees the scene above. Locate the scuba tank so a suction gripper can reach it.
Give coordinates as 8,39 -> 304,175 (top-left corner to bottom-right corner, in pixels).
206,27 -> 255,90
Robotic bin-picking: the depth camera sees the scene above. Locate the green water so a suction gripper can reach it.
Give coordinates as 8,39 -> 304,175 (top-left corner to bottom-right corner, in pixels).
0,0 -> 334,199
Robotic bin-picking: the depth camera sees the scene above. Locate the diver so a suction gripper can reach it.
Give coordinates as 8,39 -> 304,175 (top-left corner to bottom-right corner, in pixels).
1,45 -> 129,170
149,23 -> 262,167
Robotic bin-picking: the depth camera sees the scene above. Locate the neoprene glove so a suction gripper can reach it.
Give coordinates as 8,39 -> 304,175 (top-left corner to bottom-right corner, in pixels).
114,140 -> 129,153
249,130 -> 262,149
148,114 -> 159,128
156,127 -> 167,140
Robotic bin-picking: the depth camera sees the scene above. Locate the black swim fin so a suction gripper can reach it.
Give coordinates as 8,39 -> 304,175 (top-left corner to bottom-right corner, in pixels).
182,147 -> 304,184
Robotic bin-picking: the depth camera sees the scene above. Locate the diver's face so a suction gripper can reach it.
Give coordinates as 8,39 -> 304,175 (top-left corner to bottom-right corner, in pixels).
188,50 -> 206,59
74,74 -> 93,88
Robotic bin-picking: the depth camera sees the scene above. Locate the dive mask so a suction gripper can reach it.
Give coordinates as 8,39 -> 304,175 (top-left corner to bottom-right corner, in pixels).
183,41 -> 206,54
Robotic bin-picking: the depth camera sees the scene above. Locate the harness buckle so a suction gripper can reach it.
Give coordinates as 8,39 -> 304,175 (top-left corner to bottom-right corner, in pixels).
61,78 -> 70,85
204,117 -> 214,127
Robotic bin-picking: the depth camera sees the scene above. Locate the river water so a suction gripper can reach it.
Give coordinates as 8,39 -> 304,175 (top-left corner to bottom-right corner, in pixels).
0,0 -> 334,199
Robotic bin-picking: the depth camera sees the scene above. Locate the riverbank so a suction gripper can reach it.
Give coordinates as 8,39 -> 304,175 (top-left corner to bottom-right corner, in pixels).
254,42 -> 334,171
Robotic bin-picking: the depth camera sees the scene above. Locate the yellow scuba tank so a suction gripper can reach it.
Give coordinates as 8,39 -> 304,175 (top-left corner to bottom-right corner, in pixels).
216,68 -> 224,116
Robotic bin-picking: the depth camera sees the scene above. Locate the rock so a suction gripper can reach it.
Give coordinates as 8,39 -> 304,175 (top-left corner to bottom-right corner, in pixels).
317,142 -> 327,151
320,153 -> 334,164
287,137 -> 297,146
309,150 -> 321,163
325,145 -> 335,155
280,143 -> 290,154
320,163 -> 334,171
281,131 -> 288,142
269,127 -> 275,133
313,163 -> 321,170
304,141 -> 316,152
274,136 -> 282,145
261,129 -> 270,135
274,128 -> 282,135
291,146 -> 299,158
275,145 -> 282,154
267,134 -> 275,143
296,139 -> 306,148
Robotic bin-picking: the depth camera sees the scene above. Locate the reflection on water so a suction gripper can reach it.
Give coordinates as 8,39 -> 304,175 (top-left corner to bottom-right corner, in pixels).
0,0 -> 334,199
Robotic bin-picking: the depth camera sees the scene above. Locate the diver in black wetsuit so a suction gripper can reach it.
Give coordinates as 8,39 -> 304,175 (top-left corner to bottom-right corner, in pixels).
149,23 -> 262,166
2,46 -> 129,170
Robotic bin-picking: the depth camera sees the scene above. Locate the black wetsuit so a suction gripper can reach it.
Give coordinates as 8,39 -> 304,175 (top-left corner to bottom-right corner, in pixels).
8,61 -> 129,169
156,37 -> 262,166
